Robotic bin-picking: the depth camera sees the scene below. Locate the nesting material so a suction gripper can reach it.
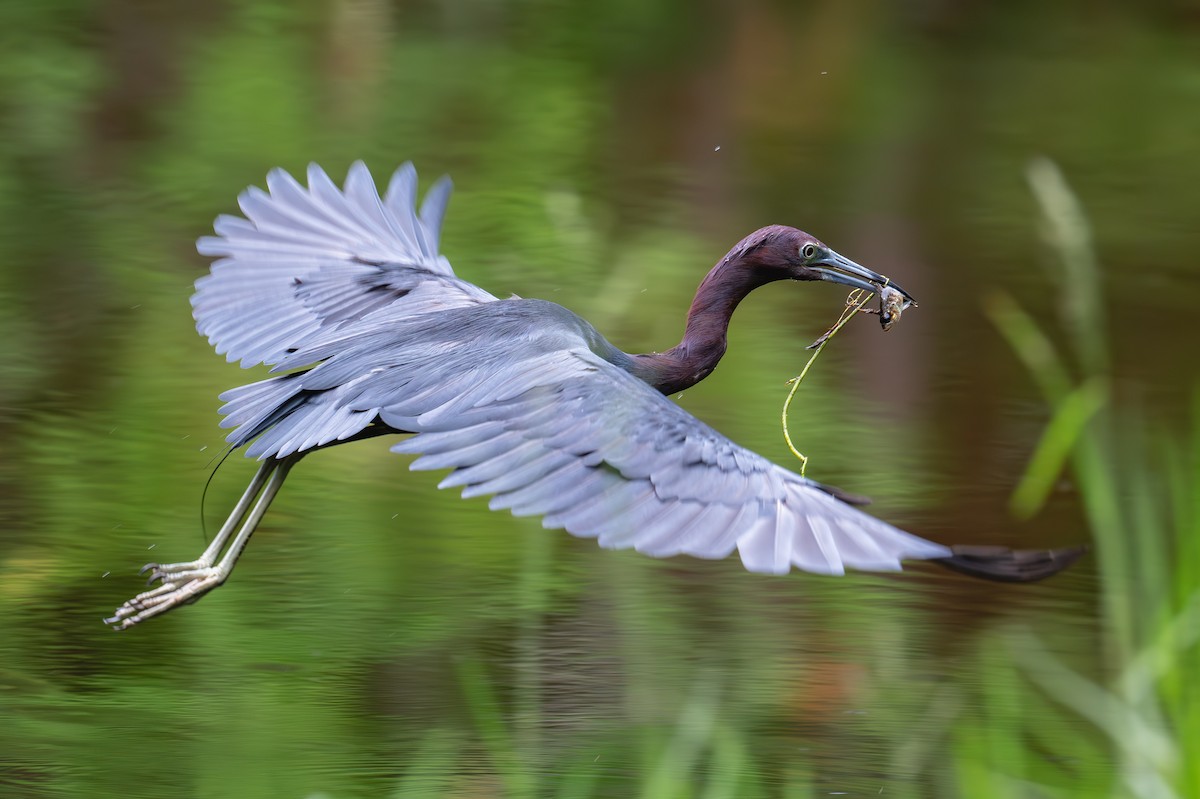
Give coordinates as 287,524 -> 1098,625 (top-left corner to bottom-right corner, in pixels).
785,282 -> 913,475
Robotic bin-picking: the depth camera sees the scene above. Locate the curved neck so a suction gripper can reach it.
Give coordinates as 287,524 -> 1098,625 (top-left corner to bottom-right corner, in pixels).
630,254 -> 777,395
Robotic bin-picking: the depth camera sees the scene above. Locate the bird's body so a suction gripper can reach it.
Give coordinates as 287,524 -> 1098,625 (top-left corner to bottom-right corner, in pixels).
106,162 -> 1083,629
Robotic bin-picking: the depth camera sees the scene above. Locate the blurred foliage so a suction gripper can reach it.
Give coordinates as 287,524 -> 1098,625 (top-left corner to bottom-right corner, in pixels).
1,0 -> 1198,797
961,160 -> 1200,799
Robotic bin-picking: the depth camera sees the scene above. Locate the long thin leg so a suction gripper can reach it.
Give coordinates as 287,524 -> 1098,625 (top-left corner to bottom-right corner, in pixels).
105,456 -> 299,630
208,456 -> 295,577
140,459 -> 278,583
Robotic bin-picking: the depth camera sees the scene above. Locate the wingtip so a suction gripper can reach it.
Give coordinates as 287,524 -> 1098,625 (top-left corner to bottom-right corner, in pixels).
931,544 -> 1089,583
346,159 -> 373,184
265,165 -> 299,193
391,161 -> 418,186
306,161 -> 333,187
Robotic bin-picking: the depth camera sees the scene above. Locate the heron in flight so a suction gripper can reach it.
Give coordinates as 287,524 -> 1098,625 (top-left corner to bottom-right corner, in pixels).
106,162 -> 1083,629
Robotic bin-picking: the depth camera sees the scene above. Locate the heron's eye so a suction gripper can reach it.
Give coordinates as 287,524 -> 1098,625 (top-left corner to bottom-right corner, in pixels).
801,243 -> 818,260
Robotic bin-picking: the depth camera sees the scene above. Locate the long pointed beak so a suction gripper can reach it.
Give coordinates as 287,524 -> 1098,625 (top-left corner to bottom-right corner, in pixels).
813,250 -> 915,303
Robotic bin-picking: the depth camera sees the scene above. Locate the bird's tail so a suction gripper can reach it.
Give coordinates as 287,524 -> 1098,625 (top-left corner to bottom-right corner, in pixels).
932,544 -> 1088,583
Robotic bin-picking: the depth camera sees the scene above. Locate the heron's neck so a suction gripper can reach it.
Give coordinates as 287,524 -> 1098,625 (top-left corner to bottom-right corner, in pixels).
630,257 -> 775,395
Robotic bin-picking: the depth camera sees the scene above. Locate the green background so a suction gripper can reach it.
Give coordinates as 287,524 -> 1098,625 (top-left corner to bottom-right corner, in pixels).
2,1 -> 1198,796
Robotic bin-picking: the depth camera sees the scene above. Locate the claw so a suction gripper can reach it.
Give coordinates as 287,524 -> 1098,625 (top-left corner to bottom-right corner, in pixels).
137,563 -> 159,576
106,567 -> 225,630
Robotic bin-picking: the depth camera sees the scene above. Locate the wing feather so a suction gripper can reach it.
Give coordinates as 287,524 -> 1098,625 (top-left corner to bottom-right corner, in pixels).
486,460 -> 583,515
193,162 -> 494,368
440,439 -> 546,491
460,449 -> 576,499
417,177 -> 453,252
633,502 -> 718,556
605,499 -> 703,551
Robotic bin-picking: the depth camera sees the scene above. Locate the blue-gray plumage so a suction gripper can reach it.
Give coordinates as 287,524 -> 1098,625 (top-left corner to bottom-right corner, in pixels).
105,162 -> 1084,629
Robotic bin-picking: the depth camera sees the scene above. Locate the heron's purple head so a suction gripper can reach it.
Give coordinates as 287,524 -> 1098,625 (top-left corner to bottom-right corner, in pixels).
730,225 -> 914,301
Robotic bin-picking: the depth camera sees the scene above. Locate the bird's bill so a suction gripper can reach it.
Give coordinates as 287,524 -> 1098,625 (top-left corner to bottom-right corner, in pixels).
813,251 -> 915,303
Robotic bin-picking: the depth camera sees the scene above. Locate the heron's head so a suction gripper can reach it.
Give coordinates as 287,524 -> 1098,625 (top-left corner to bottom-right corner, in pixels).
735,226 -> 914,302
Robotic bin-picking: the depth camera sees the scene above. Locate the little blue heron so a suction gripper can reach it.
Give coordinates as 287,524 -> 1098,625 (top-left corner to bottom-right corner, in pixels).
106,162 -> 1084,629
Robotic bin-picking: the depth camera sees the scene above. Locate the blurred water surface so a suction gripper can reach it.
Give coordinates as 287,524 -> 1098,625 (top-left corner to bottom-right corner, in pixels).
2,1 -> 1198,797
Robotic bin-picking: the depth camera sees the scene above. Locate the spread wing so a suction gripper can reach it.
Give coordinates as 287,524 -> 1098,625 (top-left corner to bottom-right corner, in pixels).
217,310 -> 952,576
387,350 -> 953,575
193,161 -> 495,368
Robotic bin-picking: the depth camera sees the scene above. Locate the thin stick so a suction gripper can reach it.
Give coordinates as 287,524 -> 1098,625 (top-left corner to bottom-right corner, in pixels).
781,288 -> 876,475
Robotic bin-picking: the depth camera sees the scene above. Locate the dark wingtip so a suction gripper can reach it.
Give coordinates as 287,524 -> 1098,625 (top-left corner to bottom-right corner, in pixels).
931,544 -> 1089,583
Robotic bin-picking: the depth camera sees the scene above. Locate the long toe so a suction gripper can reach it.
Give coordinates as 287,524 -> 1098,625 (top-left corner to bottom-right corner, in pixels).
143,566 -> 179,586
105,568 -> 224,630
139,559 -> 212,584
141,562 -> 217,587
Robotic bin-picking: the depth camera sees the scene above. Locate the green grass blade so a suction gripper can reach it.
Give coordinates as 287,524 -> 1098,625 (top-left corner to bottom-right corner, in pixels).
456,656 -> 537,799
1009,377 -> 1107,519
983,291 -> 1073,404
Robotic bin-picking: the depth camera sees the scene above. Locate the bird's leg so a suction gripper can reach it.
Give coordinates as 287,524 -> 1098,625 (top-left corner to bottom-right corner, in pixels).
140,459 -> 278,583
105,456 -> 298,630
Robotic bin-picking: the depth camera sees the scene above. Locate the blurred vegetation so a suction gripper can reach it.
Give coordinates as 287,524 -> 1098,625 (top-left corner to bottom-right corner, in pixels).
959,160 -> 1200,799
1,0 -> 1198,797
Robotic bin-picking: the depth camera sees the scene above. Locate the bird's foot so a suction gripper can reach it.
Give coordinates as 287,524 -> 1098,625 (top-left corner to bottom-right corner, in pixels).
138,558 -> 213,585
104,564 -> 225,630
